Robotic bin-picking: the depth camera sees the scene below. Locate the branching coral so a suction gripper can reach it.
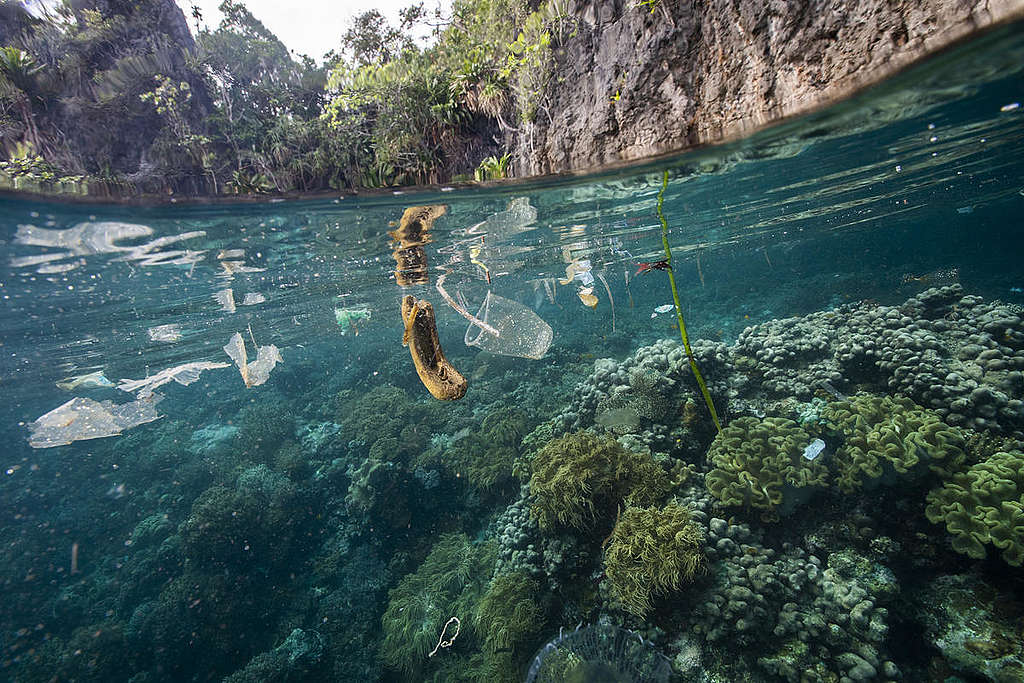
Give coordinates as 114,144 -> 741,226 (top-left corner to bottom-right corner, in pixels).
604,503 -> 705,617
822,393 -> 966,492
705,416 -> 828,514
925,451 -> 1024,566
528,432 -> 671,530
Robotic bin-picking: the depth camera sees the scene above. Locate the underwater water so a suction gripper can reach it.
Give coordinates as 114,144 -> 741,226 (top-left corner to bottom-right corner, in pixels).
1,24 -> 1023,683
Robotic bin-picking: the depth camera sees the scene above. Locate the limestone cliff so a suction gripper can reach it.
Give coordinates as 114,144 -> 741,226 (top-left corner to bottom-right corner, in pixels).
514,0 -> 1024,176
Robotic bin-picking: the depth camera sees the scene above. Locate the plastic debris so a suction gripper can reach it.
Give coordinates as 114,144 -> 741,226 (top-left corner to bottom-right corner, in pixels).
224,331 -> 282,388
803,438 -> 827,461
240,292 -> 266,306
118,361 -> 231,398
464,291 -> 553,359
28,395 -> 163,448
56,370 -> 114,391
335,307 -> 371,335
148,324 -> 182,342
215,289 -> 236,312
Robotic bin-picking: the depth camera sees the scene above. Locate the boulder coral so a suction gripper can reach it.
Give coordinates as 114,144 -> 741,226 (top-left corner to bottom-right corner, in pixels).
603,502 -> 705,617
822,393 -> 966,492
705,416 -> 828,514
528,432 -> 671,530
925,450 -> 1024,566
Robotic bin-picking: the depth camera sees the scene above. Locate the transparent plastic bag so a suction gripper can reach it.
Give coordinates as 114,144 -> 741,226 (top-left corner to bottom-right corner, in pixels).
464,291 -> 552,359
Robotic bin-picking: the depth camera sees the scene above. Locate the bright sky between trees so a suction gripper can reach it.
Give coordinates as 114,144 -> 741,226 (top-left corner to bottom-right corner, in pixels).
174,0 -> 451,62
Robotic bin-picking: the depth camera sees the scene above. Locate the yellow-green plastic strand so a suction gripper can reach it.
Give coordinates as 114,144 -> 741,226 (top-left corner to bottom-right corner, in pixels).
656,170 -> 722,433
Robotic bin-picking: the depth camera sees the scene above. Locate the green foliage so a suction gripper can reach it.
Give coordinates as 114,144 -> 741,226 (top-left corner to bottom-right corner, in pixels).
604,503 -> 705,616
926,451 -> 1024,566
227,167 -> 272,194
529,432 -> 672,530
705,416 -> 828,514
822,393 -> 966,492
380,533 -> 496,675
474,152 -> 511,180
475,571 -> 544,653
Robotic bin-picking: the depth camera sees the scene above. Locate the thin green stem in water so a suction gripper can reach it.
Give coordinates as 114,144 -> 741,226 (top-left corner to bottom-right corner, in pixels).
656,169 -> 722,432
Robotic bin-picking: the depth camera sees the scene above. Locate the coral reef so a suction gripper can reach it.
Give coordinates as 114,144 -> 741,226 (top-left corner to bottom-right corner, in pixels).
603,503 -> 705,617
915,573 -> 1024,682
474,571 -> 545,659
925,450 -> 1024,565
705,416 -> 828,514
379,533 -> 496,676
822,393 -> 967,492
528,432 -> 671,530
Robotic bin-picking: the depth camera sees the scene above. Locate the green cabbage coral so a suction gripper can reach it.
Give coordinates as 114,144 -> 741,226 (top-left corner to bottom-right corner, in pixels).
528,432 -> 671,530
380,533 -> 496,676
705,416 -> 828,514
822,393 -> 965,492
925,451 -> 1024,566
604,503 -> 705,617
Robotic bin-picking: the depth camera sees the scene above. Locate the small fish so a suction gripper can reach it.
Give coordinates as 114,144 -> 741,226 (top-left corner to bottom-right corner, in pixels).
56,370 -> 114,391
635,259 -> 671,275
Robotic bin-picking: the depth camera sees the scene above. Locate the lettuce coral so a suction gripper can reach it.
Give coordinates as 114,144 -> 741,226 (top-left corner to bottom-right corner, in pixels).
604,503 -> 705,617
822,393 -> 966,492
528,432 -> 671,530
705,416 -> 828,514
925,451 -> 1024,566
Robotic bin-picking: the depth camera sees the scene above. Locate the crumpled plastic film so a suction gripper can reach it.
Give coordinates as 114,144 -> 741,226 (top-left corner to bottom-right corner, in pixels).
464,291 -> 552,359
28,395 -> 163,448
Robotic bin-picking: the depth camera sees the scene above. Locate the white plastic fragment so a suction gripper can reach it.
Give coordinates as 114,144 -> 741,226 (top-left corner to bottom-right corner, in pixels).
28,395 -> 163,448
224,332 -> 282,388
148,323 -> 182,342
802,438 -> 826,461
215,288 -> 236,312
117,361 -> 231,398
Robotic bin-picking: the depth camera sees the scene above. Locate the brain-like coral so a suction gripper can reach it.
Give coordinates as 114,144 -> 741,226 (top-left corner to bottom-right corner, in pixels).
705,416 -> 828,514
604,502 -> 705,617
925,450 -> 1024,566
822,393 -> 966,492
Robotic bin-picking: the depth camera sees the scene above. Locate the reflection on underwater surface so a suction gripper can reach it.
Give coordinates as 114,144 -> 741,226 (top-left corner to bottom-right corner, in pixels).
0,25 -> 1023,683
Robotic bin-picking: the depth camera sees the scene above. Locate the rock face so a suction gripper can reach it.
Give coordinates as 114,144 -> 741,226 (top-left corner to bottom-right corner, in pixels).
515,0 -> 1024,175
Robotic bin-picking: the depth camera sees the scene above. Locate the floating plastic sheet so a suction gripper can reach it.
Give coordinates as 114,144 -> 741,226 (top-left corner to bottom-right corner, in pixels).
148,324 -> 182,342
55,370 -> 114,391
464,291 -> 552,359
224,332 -> 282,388
240,292 -> 266,306
117,361 -> 230,399
28,395 -> 163,448
215,289 -> 236,312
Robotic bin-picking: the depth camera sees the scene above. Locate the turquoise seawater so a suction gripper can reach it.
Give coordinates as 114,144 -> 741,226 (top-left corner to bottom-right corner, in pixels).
1,25 -> 1023,683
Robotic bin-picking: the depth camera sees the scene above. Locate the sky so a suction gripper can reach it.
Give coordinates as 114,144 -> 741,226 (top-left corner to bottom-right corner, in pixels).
174,0 -> 451,62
